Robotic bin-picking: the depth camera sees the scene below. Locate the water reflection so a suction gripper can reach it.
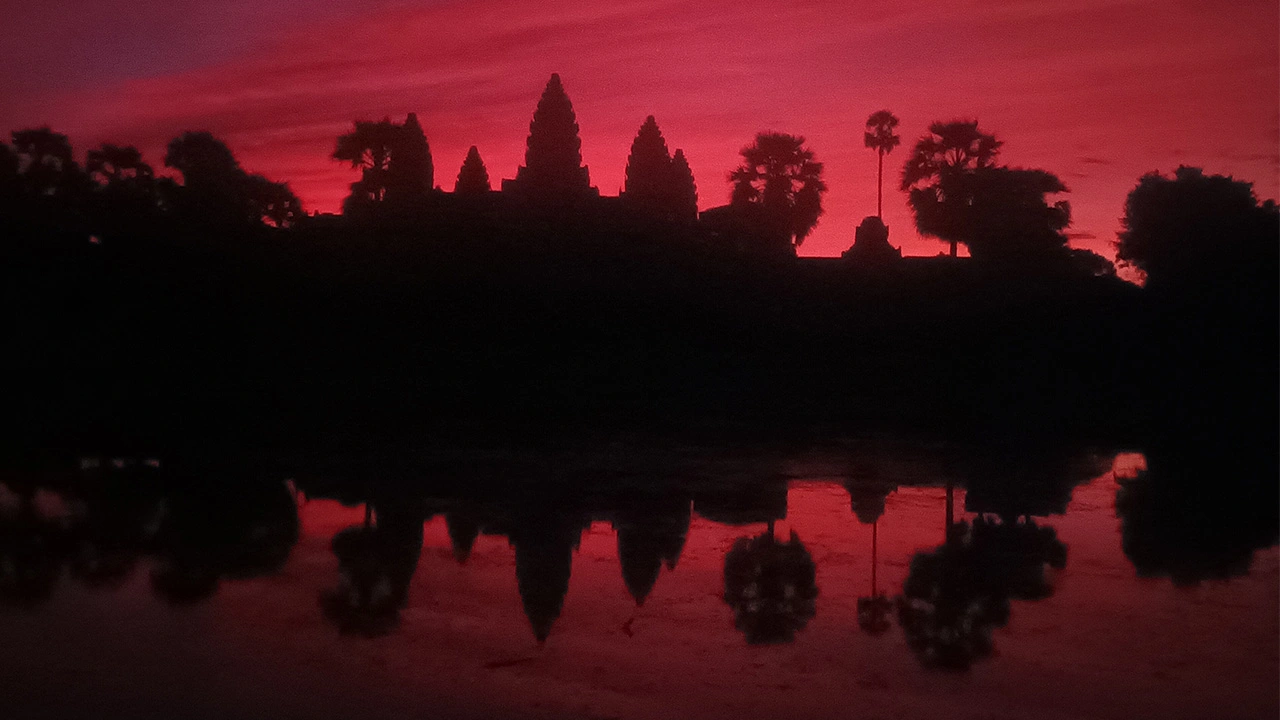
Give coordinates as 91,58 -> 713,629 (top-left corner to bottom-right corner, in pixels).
1116,436 -> 1279,586
845,476 -> 897,635
321,501 -> 426,636
722,523 -> 819,644
150,477 -> 298,605
0,462 -> 298,609
0,437 -> 1275,679
614,493 -> 690,606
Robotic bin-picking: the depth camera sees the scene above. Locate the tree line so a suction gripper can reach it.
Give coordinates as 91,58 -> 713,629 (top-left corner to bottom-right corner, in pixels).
4,73 -> 1273,285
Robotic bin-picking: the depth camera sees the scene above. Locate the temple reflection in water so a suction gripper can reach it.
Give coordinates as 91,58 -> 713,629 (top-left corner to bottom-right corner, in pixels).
2,434 -> 1274,675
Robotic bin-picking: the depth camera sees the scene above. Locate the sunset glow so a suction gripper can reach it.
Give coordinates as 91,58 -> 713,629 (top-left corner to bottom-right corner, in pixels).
3,0 -> 1276,258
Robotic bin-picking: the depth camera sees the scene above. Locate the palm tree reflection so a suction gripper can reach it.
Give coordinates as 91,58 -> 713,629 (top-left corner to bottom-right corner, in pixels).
847,479 -> 896,635
896,482 -> 1066,671
320,502 -> 425,637
722,521 -> 819,645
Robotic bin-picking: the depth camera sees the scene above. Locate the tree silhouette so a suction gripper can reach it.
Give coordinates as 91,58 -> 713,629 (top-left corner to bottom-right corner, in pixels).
164,131 -> 253,224
65,466 -> 164,590
0,489 -> 67,609
511,73 -> 592,206
1117,166 -> 1280,290
86,144 -> 153,186
165,131 -> 242,189
963,167 -> 1073,263
722,526 -> 819,644
864,110 -> 901,218
12,127 -> 79,197
84,143 -> 160,240
900,120 -> 1002,257
896,521 -> 1005,671
333,118 -> 401,211
897,478 -> 1068,672
0,142 -> 17,188
1116,439 -> 1278,587
245,174 -> 303,228
149,480 -> 299,605
729,132 -> 826,250
454,146 -> 491,194
321,503 -> 425,636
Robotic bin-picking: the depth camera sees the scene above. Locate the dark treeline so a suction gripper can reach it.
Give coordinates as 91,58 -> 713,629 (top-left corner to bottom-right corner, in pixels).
2,74 -> 1276,460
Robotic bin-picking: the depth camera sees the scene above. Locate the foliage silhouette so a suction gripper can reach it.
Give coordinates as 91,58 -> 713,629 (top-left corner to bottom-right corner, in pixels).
1116,431 -> 1278,587
722,526 -> 818,644
245,174 -> 303,228
333,119 -> 399,194
897,514 -> 1066,671
321,502 -> 426,636
1117,166 -> 1279,291
729,132 -> 826,251
149,478 -> 299,605
164,131 -> 298,228
0,141 -> 19,188
454,145 -> 491,195
84,143 -> 162,241
12,127 -> 79,196
901,120 -> 1001,257
0,486 -> 67,609
864,110 -> 900,218
86,144 -> 153,185
65,465 -> 164,589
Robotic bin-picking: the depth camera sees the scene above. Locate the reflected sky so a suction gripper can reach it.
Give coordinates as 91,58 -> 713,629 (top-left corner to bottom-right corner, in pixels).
0,447 -> 1276,719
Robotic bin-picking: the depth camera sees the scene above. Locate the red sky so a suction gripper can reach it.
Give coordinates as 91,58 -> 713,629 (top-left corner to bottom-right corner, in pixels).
3,0 -> 1277,259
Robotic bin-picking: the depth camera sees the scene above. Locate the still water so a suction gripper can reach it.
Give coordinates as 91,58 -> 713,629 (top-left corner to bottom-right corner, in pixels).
0,442 -> 1276,719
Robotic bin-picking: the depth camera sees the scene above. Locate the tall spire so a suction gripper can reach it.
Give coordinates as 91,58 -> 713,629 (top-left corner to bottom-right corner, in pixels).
511,73 -> 592,205
388,112 -> 433,198
624,115 -> 672,211
454,146 -> 491,194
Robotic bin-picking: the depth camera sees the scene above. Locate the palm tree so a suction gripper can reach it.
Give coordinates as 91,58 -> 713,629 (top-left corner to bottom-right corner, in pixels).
729,132 -> 827,249
900,120 -> 1002,257
863,110 -> 900,218
332,118 -> 402,205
